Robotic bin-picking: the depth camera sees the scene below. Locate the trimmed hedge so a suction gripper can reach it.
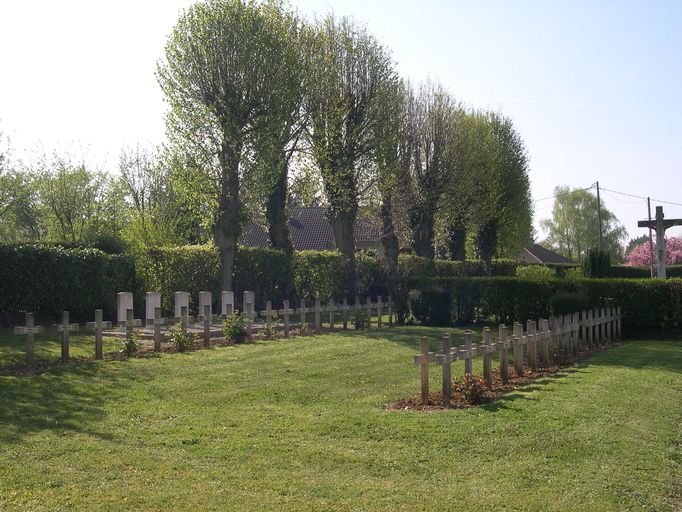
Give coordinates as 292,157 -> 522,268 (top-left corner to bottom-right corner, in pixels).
0,245 -> 135,323
398,254 -> 519,277
389,275 -> 682,335
611,265 -> 682,279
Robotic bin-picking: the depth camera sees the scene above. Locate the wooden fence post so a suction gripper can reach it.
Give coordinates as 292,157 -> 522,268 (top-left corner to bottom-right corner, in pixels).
413,337 -> 435,405
203,304 -> 211,347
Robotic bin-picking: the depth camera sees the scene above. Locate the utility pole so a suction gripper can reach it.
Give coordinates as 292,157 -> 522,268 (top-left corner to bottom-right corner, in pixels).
647,197 -> 655,278
596,181 -> 603,250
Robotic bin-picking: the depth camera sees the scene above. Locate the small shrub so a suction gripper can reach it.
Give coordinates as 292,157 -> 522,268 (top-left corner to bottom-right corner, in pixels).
223,312 -> 246,342
564,267 -> 584,280
515,265 -> 556,281
260,317 -> 278,340
120,329 -> 141,357
454,374 -> 487,405
168,325 -> 194,352
353,309 -> 368,330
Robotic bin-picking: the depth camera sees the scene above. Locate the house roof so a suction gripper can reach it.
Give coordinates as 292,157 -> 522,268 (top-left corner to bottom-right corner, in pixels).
519,243 -> 575,265
239,207 -> 381,251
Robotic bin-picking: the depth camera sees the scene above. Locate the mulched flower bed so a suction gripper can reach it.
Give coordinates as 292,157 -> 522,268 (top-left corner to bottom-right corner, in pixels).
387,344 -> 617,412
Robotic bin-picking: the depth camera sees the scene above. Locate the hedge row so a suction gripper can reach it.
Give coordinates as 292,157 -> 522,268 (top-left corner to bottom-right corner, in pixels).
397,254 -> 519,277
0,245 -> 135,323
610,265 -> 682,278
389,275 -> 682,335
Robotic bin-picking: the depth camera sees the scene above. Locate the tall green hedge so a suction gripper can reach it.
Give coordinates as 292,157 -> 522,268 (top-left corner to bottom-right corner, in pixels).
397,254 -> 518,277
389,275 -> 682,335
611,265 -> 682,278
0,245 -> 135,322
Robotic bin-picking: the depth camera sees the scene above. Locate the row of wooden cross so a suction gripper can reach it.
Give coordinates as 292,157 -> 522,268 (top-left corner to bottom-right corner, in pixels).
13,292 -> 395,370
413,307 -> 623,407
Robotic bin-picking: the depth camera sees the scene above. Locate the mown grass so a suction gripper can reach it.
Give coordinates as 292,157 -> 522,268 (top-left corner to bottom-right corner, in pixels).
0,327 -> 680,511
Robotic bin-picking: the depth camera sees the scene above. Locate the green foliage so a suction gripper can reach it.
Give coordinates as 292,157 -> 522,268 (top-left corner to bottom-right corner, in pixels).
134,245 -> 221,316
541,186 -> 626,262
583,247 -> 611,278
610,265 -> 649,278
564,266 -> 585,280
389,275 -> 682,334
293,250 -> 345,303
120,329 -> 141,357
352,309 -> 368,330
515,265 -> 556,280
235,246 -> 291,309
168,325 -> 194,352
407,288 -> 452,326
550,292 -> 589,316
223,312 -> 246,342
455,374 -> 487,404
0,244 -> 134,322
398,254 -> 519,278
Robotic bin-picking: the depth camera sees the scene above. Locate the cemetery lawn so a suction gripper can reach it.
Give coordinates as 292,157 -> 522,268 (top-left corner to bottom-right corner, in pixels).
0,328 -> 680,511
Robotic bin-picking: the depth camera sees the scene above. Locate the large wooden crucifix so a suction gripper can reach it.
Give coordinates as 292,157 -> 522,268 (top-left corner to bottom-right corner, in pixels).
638,206 -> 682,279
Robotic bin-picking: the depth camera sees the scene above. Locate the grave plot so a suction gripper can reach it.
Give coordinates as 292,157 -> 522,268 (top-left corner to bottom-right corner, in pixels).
395,306 -> 623,410
3,290 -> 397,373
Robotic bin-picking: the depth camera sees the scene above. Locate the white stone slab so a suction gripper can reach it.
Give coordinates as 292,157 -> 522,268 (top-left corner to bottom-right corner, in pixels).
175,291 -> 189,319
199,291 -> 212,318
145,292 -> 161,325
221,290 -> 234,316
117,292 -> 133,324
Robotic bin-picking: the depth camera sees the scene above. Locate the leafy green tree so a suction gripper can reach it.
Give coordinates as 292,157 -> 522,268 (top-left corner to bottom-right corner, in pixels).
398,80 -> 459,258
450,111 -> 532,266
35,153 -> 120,244
158,0 -> 303,290
541,185 -> 626,262
302,14 -> 400,295
118,146 -> 198,251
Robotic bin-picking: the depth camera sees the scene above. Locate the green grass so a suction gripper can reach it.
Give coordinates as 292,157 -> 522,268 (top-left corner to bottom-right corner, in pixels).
0,327 -> 124,366
0,327 -> 680,511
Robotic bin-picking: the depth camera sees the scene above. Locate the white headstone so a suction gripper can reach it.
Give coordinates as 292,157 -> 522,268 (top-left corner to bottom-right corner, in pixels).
221,290 -> 234,316
117,292 -> 133,324
199,291 -> 212,319
243,290 -> 255,315
174,291 -> 189,319
145,292 -> 161,326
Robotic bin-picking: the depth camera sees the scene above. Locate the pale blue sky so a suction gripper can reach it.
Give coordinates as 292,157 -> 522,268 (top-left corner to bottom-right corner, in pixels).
1,0 -> 680,239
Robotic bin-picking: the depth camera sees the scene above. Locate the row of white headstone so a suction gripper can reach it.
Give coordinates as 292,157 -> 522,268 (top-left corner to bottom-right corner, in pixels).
413,306 -> 623,407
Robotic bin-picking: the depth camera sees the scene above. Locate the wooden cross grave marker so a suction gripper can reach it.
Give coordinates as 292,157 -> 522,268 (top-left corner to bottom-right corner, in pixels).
365,296 -> 373,329
526,320 -> 537,371
387,295 -> 393,328
482,328 -> 494,387
57,310 -> 79,363
413,337 -> 435,405
278,300 -> 294,338
513,322 -> 524,376
314,297 -> 322,332
86,309 -> 112,360
341,297 -> 350,330
154,307 -> 167,352
460,330 -> 474,375
260,301 -> 275,331
376,296 -> 383,328
326,300 -> 336,329
496,324 -> 510,384
296,299 -> 309,332
435,333 -> 456,408
203,304 -> 211,347
14,312 -> 44,370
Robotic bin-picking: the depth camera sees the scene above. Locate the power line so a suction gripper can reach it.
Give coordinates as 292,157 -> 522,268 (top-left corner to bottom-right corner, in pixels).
533,183 -> 596,202
599,187 -> 682,208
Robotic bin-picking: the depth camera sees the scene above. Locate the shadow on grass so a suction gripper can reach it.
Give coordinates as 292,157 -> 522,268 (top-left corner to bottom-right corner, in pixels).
0,360 -> 145,444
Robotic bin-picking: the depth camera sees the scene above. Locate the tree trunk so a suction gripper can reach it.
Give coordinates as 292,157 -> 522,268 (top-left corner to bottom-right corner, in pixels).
266,157 -> 293,255
329,209 -> 357,298
476,220 -> 498,274
447,217 -> 466,261
380,194 -> 399,275
410,207 -> 435,258
213,142 -> 242,291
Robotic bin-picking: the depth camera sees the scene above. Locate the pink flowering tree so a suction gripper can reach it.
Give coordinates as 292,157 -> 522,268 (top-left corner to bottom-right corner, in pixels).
625,237 -> 682,266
